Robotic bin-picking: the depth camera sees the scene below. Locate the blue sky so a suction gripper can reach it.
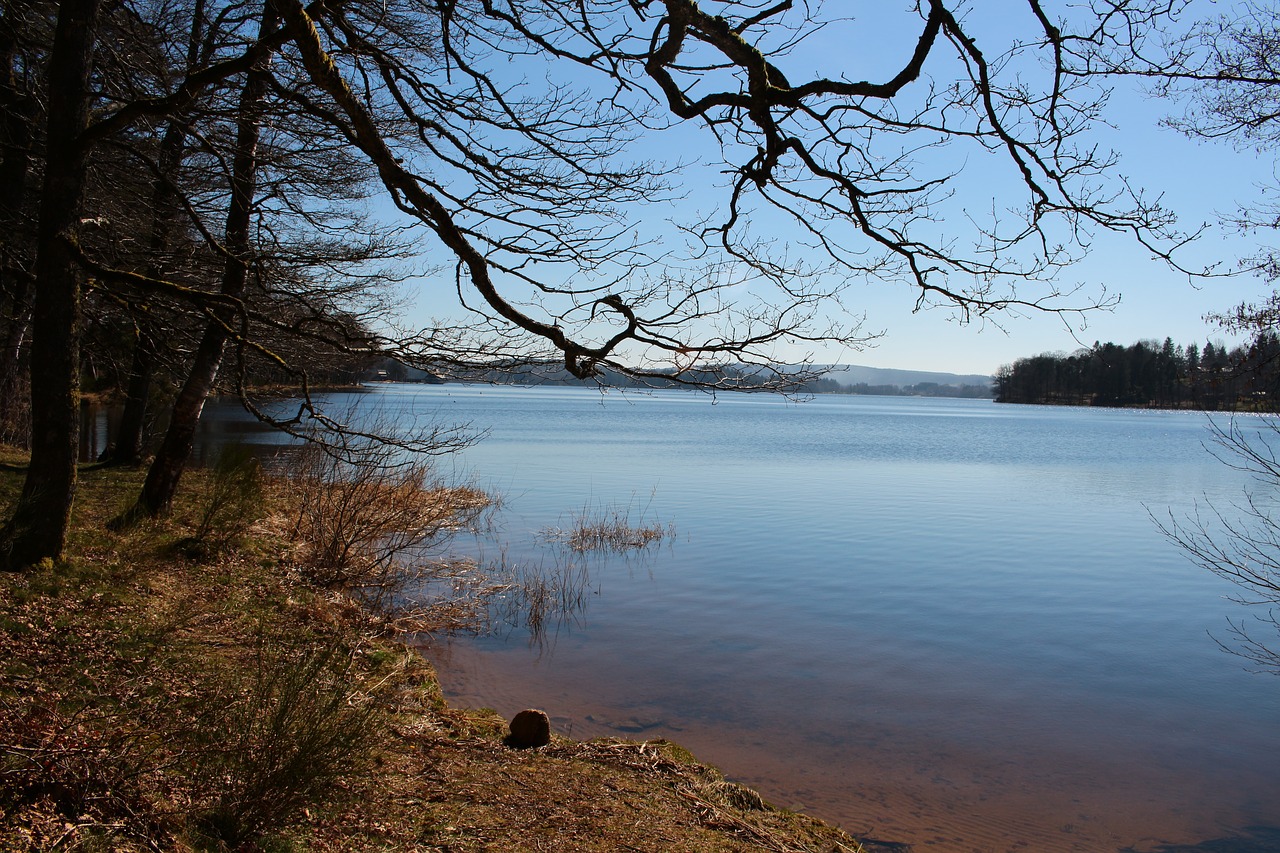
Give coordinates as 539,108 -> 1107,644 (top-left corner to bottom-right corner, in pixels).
799,1 -> 1279,375
392,1 -> 1276,378
883,76 -> 1275,377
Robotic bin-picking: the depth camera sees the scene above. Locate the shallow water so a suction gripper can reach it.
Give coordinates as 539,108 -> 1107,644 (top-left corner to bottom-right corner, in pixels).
194,385 -> 1280,852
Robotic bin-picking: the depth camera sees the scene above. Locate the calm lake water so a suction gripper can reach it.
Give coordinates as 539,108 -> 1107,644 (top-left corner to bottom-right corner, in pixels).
194,385 -> 1280,852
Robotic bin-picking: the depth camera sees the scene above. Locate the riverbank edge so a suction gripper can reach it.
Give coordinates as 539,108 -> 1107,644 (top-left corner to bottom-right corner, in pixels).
0,451 -> 869,852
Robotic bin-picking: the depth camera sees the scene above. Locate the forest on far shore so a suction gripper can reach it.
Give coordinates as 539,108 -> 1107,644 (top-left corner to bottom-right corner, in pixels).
994,335 -> 1280,410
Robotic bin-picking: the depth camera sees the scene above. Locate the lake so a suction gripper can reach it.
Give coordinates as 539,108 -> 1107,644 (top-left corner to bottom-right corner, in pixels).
190,385 -> 1280,852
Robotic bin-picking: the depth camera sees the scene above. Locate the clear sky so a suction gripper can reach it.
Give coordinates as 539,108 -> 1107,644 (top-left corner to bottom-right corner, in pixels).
862,79 -> 1275,377
745,0 -> 1280,376
786,1 -> 1278,375
393,1 -> 1276,378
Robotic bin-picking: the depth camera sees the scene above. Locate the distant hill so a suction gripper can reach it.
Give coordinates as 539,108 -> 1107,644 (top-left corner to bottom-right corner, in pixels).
818,364 -> 993,388
368,358 -> 993,395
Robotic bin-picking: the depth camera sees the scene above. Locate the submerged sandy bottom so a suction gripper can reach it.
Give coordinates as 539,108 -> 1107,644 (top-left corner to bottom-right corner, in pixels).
423,639 -> 1280,853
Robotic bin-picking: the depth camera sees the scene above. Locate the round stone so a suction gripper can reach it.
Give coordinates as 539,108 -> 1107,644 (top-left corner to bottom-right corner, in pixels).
508,708 -> 552,748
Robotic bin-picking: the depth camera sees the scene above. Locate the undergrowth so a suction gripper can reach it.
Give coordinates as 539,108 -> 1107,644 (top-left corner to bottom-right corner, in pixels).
0,456 -> 426,850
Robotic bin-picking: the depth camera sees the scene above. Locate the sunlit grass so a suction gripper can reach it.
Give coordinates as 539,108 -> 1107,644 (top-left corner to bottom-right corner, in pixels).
539,499 -> 673,553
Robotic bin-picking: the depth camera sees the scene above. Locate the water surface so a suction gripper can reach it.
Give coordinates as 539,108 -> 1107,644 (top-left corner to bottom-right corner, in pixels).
204,386 -> 1280,852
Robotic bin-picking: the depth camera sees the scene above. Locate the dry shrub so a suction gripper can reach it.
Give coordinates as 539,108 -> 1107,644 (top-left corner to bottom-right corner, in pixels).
0,696 -> 172,849
285,440 -> 492,607
181,443 -> 266,559
185,636 -> 380,849
406,499 -> 675,645
396,557 -> 508,634
401,551 -> 595,645
489,555 -> 594,643
281,428 -> 665,644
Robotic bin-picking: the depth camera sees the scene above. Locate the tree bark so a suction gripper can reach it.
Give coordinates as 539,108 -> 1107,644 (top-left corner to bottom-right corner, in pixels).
121,0 -> 277,521
105,0 -> 207,466
0,0 -> 101,569
108,329 -> 156,465
0,7 -> 36,440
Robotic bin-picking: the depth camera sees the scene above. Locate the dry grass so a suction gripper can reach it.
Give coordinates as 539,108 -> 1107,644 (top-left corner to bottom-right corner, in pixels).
486,553 -> 594,644
540,499 -> 674,553
0,448 -> 868,853
286,440 -> 493,604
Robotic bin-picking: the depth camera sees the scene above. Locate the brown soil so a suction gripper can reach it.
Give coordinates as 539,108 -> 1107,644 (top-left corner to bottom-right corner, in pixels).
0,452 -> 870,852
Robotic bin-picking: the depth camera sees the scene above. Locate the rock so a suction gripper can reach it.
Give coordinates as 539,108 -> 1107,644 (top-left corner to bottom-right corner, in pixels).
585,714 -> 669,733
507,708 -> 551,748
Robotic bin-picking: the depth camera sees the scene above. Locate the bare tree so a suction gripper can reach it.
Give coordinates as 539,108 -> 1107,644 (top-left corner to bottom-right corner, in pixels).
124,0 -> 281,520
1,0 -> 1210,567
0,0 -> 50,445
113,2 -> 426,520
0,0 -> 297,566
99,0 -> 213,467
1072,0 -> 1280,320
0,0 -> 102,570
272,1 -> 1207,383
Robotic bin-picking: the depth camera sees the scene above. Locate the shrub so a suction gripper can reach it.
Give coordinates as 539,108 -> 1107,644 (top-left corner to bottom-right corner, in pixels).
182,443 -> 266,558
286,440 -> 491,606
186,636 -> 379,848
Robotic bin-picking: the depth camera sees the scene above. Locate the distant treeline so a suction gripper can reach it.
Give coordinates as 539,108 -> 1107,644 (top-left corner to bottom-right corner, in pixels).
995,336 -> 1280,409
374,359 -> 991,397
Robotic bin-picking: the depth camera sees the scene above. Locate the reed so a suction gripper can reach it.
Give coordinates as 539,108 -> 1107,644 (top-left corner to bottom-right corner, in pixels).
539,498 -> 673,553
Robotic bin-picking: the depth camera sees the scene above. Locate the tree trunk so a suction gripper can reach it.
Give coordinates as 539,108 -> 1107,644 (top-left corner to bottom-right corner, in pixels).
121,0 -> 277,521
104,0 -> 207,467
105,122 -> 189,467
108,330 -> 155,465
0,8 -> 36,441
0,0 -> 101,570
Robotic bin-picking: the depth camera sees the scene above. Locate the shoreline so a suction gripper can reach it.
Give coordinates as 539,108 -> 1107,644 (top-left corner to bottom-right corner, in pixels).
0,451 -> 867,852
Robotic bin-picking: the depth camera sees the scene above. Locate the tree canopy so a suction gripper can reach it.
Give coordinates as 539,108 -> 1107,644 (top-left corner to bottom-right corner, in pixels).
0,0 -> 1214,567
995,333 -> 1280,409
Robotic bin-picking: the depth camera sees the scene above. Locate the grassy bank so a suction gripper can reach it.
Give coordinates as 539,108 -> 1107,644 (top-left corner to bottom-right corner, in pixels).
0,450 -> 867,852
